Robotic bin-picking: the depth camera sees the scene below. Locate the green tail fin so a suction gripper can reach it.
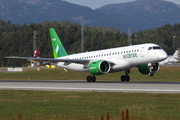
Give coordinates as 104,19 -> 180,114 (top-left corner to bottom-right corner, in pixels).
49,28 -> 68,58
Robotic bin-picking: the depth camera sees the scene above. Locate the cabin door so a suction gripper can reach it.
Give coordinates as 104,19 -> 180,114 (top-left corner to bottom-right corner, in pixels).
140,47 -> 144,57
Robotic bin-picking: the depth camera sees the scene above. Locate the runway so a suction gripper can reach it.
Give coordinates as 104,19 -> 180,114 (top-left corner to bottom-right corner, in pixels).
0,80 -> 180,93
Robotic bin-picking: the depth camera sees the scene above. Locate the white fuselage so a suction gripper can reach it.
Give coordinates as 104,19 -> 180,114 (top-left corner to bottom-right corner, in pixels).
54,43 -> 167,73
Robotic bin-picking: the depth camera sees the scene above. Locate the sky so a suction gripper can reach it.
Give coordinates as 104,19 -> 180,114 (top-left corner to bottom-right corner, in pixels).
63,0 -> 180,9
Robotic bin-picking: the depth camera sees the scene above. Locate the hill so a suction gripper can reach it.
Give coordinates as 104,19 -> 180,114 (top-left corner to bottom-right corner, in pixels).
0,0 -> 180,32
95,0 -> 180,32
0,0 -> 104,26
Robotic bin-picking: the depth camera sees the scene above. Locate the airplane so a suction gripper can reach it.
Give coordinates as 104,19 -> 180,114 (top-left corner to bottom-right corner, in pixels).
5,28 -> 167,82
159,50 -> 179,65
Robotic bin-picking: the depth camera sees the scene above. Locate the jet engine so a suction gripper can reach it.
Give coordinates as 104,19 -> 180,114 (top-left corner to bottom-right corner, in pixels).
88,60 -> 110,75
138,63 -> 160,76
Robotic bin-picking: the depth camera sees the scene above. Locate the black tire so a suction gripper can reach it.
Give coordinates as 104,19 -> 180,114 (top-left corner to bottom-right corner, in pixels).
121,75 -> 126,82
92,76 -> 96,82
125,75 -> 130,82
87,76 -> 92,82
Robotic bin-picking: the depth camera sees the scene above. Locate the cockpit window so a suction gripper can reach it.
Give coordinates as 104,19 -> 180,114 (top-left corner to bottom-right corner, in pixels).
148,46 -> 162,50
148,47 -> 152,50
153,46 -> 162,50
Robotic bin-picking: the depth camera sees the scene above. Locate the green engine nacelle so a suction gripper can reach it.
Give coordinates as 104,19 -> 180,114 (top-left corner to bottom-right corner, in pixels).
88,60 -> 110,75
138,64 -> 150,74
138,63 -> 159,75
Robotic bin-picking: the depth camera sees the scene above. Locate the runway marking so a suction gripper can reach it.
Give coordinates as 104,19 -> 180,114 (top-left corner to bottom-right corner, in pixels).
1,86 -> 180,92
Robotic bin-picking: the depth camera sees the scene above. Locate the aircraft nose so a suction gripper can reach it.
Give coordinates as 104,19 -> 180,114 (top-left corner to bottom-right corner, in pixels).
157,51 -> 168,61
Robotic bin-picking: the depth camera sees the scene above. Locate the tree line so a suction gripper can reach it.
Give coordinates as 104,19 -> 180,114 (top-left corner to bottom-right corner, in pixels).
0,19 -> 179,67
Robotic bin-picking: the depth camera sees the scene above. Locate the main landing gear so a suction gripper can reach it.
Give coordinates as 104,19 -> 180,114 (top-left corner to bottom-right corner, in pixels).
87,70 -> 131,82
121,75 -> 130,82
121,70 -> 130,82
87,75 -> 96,82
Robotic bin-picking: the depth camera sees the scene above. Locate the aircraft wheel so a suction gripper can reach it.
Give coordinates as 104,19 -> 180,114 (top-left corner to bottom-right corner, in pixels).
87,76 -> 92,82
125,75 -> 130,82
92,76 -> 96,82
121,75 -> 126,82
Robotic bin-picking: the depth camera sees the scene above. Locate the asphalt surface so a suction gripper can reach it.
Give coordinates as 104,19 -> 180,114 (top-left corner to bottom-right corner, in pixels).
0,80 -> 180,93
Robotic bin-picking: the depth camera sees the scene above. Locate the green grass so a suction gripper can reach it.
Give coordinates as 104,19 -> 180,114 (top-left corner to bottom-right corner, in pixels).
0,66 -> 180,119
0,90 -> 180,120
0,66 -> 180,81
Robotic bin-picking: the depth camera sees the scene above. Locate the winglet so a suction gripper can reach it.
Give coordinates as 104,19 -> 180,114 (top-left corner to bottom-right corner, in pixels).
49,28 -> 68,58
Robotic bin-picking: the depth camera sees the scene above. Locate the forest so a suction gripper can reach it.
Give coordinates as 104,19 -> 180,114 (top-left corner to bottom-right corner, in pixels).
0,19 -> 180,67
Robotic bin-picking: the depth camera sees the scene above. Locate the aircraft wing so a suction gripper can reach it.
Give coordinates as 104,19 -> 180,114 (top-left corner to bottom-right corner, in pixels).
4,56 -> 90,64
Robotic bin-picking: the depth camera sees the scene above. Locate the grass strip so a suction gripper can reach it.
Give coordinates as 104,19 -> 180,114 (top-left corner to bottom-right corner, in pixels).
0,90 -> 180,120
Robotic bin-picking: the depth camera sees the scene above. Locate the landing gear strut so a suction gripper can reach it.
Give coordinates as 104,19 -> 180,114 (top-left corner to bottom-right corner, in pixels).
87,75 -> 96,82
121,70 -> 130,82
149,72 -> 154,76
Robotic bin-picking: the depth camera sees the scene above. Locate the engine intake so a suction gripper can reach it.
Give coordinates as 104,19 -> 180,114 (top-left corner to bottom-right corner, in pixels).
138,63 -> 160,76
88,60 -> 110,75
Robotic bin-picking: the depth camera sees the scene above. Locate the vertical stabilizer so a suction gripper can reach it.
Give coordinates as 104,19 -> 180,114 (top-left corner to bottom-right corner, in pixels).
173,50 -> 179,58
49,28 -> 68,58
